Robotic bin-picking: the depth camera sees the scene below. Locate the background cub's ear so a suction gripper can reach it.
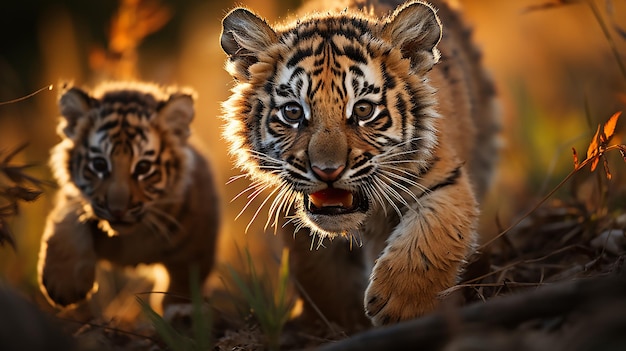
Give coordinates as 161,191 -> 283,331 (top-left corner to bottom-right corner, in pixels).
58,82 -> 96,139
382,1 -> 442,74
221,8 -> 278,81
157,91 -> 195,141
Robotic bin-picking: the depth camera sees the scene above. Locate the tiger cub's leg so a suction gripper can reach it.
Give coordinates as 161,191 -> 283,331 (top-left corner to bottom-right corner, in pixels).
160,255 -> 215,323
38,199 -> 98,307
282,224 -> 370,332
364,170 -> 478,325
160,259 -> 211,306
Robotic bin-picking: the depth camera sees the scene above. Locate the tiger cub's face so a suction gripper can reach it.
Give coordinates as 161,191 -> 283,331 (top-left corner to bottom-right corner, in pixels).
221,1 -> 442,238
52,82 -> 194,235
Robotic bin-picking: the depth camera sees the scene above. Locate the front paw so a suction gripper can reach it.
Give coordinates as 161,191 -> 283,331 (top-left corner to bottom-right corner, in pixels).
41,256 -> 97,307
364,253 -> 439,326
163,303 -> 213,332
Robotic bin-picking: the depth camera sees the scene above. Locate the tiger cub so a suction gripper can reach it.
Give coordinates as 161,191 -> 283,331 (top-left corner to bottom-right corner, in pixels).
220,0 -> 498,328
38,82 -> 220,313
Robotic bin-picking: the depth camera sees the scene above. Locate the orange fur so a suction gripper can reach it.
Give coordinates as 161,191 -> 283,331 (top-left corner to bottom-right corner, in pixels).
221,0 -> 498,329
38,82 -> 220,313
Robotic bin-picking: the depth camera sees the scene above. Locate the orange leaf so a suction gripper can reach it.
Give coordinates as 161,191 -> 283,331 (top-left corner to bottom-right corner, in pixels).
602,111 -> 621,142
572,147 -> 579,168
590,157 -> 599,172
586,124 -> 601,161
603,157 -> 612,180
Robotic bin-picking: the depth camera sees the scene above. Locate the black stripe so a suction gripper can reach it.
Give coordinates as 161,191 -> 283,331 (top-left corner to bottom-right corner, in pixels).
370,112 -> 392,131
331,80 -> 345,100
349,65 -> 364,76
395,95 -> 407,140
352,152 -> 372,169
343,45 -> 366,64
289,67 -> 305,81
309,80 -> 322,98
97,120 -> 120,132
287,48 -> 313,68
276,84 -> 293,98
351,165 -> 374,178
381,62 -> 396,90
287,170 -> 310,181
422,166 -> 462,197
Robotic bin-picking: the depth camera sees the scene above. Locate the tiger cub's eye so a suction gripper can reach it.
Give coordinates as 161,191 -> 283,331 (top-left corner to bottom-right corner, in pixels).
353,101 -> 374,120
134,160 -> 152,176
281,102 -> 304,122
90,157 -> 109,173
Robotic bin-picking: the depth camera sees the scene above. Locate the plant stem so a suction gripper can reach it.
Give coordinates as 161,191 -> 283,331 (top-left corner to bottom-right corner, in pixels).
586,0 -> 626,82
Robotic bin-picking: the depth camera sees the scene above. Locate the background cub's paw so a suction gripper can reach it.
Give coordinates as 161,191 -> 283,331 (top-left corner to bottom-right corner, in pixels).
163,303 -> 213,331
41,260 -> 97,307
364,255 -> 437,326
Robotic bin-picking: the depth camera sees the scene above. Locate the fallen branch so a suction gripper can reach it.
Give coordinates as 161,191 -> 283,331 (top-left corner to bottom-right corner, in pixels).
316,271 -> 626,351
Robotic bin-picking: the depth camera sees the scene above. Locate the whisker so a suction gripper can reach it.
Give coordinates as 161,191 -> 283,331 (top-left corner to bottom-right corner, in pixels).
377,176 -> 410,210
270,188 -> 298,234
231,179 -> 268,203
378,149 -> 420,160
235,183 -> 273,221
378,172 -> 420,213
247,150 -> 285,166
144,212 -> 171,241
380,137 -> 424,155
226,173 -> 250,185
266,185 -> 293,232
147,206 -> 184,233
362,181 -> 388,217
378,159 -> 428,165
372,177 -> 403,218
246,185 -> 281,233
379,167 -> 429,195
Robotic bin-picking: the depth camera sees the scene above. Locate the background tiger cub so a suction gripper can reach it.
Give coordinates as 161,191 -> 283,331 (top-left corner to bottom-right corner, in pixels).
220,0 -> 498,329
38,82 -> 220,313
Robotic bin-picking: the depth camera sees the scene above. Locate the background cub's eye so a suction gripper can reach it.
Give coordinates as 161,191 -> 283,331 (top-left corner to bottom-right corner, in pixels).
281,102 -> 303,122
90,157 -> 108,173
353,101 -> 375,120
134,160 -> 152,176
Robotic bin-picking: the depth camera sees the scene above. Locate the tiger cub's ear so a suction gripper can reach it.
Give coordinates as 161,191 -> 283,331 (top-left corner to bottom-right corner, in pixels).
57,83 -> 96,140
221,8 -> 278,81
382,0 -> 442,74
157,92 -> 195,141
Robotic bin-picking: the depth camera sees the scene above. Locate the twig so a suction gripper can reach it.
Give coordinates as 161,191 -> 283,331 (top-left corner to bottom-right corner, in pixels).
480,168 -> 579,249
56,316 -> 162,344
586,0 -> 626,82
0,85 -> 53,106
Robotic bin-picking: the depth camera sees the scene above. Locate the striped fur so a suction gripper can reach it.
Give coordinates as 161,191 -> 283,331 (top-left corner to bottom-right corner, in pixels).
221,0 -> 498,328
38,82 -> 219,312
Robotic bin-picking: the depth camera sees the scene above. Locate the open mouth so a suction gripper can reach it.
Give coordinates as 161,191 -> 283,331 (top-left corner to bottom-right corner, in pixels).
305,188 -> 367,215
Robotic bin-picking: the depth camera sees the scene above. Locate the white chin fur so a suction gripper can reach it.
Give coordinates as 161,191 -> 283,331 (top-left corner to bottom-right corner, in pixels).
299,208 -> 366,238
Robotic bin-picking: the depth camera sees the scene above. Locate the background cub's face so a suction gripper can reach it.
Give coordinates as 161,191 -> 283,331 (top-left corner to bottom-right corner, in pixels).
53,83 -> 194,234
76,115 -> 166,228
221,3 -> 441,237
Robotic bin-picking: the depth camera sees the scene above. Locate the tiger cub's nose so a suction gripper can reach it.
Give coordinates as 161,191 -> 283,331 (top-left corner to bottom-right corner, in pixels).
312,165 -> 345,182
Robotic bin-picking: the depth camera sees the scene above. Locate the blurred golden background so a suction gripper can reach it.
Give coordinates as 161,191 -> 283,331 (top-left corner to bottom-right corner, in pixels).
0,0 -> 625,311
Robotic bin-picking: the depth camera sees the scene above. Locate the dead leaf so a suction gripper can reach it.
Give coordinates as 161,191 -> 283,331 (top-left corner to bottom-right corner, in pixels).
602,111 -> 621,143
572,147 -> 579,168
584,112 -> 621,173
587,124 -> 601,172
603,157 -> 612,180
